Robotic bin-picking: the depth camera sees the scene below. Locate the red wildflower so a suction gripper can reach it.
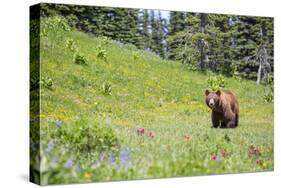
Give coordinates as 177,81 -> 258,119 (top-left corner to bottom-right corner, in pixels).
211,154 -> 217,161
137,128 -> 145,135
256,159 -> 263,166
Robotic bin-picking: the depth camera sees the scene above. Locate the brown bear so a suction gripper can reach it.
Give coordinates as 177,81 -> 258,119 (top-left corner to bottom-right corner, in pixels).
205,90 -> 239,128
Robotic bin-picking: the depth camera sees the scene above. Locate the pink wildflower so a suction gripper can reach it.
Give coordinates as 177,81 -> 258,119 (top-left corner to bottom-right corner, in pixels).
137,128 -> 145,135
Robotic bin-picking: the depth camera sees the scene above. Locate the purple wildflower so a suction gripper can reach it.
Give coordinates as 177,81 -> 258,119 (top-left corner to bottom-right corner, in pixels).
119,148 -> 131,170
110,153 -> 116,165
64,159 -> 73,169
56,121 -> 63,128
46,140 -> 54,153
101,151 -> 106,161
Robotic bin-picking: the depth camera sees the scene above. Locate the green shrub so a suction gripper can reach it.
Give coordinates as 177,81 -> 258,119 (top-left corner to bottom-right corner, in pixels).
207,75 -> 225,91
41,16 -> 70,37
58,120 -> 119,155
73,53 -> 88,65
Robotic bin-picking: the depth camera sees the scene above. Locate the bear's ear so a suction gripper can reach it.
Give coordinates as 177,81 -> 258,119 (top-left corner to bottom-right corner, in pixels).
216,90 -> 221,96
205,90 -> 210,96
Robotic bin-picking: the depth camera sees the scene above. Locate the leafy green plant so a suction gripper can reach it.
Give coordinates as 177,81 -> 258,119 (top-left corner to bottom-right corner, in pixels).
65,39 -> 78,52
102,83 -> 112,95
207,75 -> 225,91
132,51 -> 140,61
96,45 -> 108,63
41,16 -> 70,37
264,93 -> 273,103
40,76 -> 53,90
73,53 -> 88,65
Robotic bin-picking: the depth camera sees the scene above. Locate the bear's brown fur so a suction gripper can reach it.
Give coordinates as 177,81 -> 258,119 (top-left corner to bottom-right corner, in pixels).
205,90 -> 239,128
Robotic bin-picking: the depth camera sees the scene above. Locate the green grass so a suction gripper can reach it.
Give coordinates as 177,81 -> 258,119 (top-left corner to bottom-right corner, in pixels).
31,17 -> 273,185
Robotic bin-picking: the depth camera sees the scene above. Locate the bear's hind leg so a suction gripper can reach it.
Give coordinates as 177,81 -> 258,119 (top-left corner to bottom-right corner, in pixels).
226,118 -> 236,128
235,114 -> 239,127
225,111 -> 237,128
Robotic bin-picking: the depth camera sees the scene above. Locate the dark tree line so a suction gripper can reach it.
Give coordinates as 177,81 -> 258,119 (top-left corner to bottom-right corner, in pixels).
40,3 -> 274,83
41,3 -> 167,57
167,13 -> 273,82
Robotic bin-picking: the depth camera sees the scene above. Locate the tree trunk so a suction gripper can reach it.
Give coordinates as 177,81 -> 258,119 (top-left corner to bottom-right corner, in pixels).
257,61 -> 262,84
256,45 -> 268,84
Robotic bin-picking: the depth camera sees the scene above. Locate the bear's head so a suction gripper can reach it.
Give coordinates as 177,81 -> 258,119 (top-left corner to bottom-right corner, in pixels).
205,90 -> 221,110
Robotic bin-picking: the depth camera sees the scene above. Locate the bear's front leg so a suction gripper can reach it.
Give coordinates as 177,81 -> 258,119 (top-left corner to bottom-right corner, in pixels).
220,121 -> 227,128
211,111 -> 220,128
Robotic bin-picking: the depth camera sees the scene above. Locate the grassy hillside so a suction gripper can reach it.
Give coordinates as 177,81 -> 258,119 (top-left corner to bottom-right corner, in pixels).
32,17 -> 273,185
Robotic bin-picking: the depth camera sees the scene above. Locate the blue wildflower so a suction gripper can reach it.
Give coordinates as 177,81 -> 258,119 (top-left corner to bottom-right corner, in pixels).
109,153 -> 116,165
46,140 -> 54,153
119,148 -> 131,169
101,151 -> 106,161
64,159 -> 73,169
56,121 -> 63,128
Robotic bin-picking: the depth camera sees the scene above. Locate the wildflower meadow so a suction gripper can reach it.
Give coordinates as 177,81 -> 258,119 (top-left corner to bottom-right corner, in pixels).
30,8 -> 274,185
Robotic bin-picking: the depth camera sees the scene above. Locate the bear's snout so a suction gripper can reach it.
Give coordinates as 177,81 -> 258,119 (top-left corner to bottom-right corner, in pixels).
209,99 -> 215,108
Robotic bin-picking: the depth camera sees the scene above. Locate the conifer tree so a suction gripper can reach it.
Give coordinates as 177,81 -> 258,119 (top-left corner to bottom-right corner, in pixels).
235,16 -> 273,81
168,11 -> 186,36
166,12 -> 188,60
137,9 -> 150,49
